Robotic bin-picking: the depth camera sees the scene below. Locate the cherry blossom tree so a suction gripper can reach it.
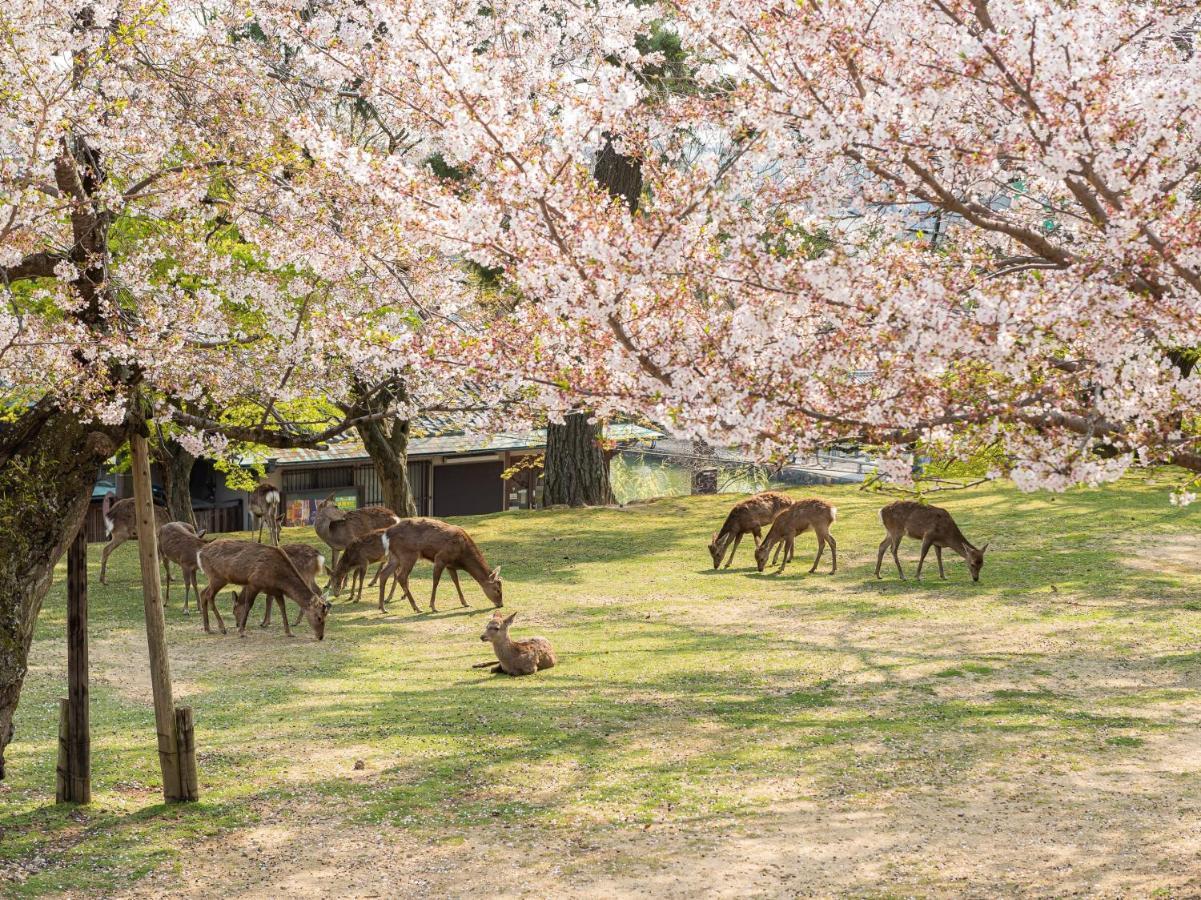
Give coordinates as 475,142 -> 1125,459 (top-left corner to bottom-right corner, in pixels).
0,0 -> 466,775
251,0 -> 1200,495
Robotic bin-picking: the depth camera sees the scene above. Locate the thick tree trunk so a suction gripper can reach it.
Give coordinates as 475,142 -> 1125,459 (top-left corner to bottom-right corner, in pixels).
0,401 -> 119,779
351,378 -> 416,517
542,412 -> 614,507
160,440 -> 196,528
358,416 -> 416,517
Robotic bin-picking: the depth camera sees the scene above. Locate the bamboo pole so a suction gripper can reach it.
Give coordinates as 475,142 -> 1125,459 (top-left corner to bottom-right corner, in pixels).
60,527 -> 91,803
129,430 -> 189,802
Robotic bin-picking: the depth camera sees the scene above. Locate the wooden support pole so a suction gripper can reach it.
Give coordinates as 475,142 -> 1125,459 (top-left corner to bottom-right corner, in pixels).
57,528 -> 91,803
130,430 -> 195,802
55,699 -> 69,803
175,707 -> 199,801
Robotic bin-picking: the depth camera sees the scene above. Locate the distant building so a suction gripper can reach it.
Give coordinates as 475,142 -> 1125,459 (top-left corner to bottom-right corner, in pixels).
89,422 -> 661,537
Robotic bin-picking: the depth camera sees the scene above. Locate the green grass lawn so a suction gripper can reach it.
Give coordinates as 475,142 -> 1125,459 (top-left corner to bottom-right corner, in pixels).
2,474 -> 1200,896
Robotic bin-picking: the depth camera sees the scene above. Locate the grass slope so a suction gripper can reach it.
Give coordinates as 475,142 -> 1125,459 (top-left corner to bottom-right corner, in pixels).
2,474 -> 1200,897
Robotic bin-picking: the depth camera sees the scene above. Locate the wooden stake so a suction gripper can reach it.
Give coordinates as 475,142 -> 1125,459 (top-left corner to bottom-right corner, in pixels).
130,430 -> 191,802
60,528 -> 91,803
175,707 -> 199,801
55,699 -> 69,803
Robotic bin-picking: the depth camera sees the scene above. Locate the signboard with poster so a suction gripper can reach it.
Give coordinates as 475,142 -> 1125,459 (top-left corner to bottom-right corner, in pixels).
284,488 -> 360,526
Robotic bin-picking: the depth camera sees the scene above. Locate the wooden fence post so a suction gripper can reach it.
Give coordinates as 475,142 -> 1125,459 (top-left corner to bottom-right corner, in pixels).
130,430 -> 197,802
57,528 -> 91,803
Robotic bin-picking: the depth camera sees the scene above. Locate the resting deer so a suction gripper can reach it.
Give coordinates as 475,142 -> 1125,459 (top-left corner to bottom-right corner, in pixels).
754,498 -> 838,575
249,482 -> 282,546
157,522 -> 208,612
875,501 -> 988,582
329,529 -> 393,610
313,495 -> 399,570
197,540 -> 331,638
381,517 -> 502,613
100,494 -> 171,584
245,543 -> 328,635
480,611 -> 556,676
708,491 -> 793,569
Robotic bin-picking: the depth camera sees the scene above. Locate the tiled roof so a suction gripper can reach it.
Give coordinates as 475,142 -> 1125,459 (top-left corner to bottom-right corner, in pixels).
268,421 -> 662,466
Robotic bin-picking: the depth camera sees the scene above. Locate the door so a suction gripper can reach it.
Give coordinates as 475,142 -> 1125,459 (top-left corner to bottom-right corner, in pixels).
432,461 -> 504,517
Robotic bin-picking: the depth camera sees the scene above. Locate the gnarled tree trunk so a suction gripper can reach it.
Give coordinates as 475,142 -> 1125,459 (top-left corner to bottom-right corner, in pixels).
542,412 -> 613,507
0,401 -> 119,779
159,439 -> 196,528
352,378 -> 416,517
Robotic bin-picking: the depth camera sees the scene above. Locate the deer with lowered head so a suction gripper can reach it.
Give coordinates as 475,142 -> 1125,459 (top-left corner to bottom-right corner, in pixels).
380,517 -> 502,613
708,491 -> 793,569
329,529 -> 394,610
875,500 -> 988,582
99,494 -> 170,584
241,543 -> 329,635
754,498 -> 838,575
313,495 -> 399,570
480,611 -> 556,676
157,521 -> 208,612
249,482 -> 282,546
197,540 -> 331,638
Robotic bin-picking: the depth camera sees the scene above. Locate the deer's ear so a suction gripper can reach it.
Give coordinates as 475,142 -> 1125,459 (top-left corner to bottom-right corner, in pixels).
981,542 -> 990,553
503,611 -> 517,626
197,529 -> 207,539
490,565 -> 502,579
325,492 -> 336,503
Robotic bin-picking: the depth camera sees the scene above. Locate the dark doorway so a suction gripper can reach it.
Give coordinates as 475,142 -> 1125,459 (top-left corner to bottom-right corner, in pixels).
433,460 -> 504,517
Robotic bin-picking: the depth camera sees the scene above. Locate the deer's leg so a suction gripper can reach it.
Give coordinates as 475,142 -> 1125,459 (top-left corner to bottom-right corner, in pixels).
256,516 -> 264,544
809,533 -> 826,574
777,536 -> 793,573
826,532 -> 838,574
390,555 -> 420,612
724,532 -> 744,568
163,559 -> 172,604
99,535 -> 124,584
876,537 -> 891,579
771,537 -> 784,566
290,599 -> 304,629
200,579 -> 226,634
448,568 -> 468,606
751,526 -> 763,547
278,597 -> 293,637
936,546 -> 946,579
371,559 -> 395,593
429,561 -> 445,612
890,536 -> 906,580
916,537 -> 935,580
260,591 -> 273,627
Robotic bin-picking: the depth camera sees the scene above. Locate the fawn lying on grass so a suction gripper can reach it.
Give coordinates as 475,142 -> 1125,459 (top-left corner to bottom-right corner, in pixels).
708,491 -> 793,569
754,498 -> 838,575
480,611 -> 556,676
875,500 -> 988,582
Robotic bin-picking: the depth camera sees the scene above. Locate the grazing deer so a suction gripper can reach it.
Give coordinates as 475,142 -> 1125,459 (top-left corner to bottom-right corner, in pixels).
480,611 -> 556,676
157,522 -> 208,612
197,540 -> 331,638
875,501 -> 988,582
249,482 -> 282,546
313,495 -> 400,570
247,543 -> 328,635
754,498 -> 838,575
708,491 -> 793,569
99,494 -> 171,584
380,517 -> 502,613
329,529 -> 393,610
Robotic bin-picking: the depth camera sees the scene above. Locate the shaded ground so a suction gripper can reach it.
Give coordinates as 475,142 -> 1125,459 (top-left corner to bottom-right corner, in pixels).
2,474 -> 1200,897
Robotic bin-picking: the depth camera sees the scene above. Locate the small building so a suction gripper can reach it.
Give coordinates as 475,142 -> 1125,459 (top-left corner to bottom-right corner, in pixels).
265,422 -> 661,525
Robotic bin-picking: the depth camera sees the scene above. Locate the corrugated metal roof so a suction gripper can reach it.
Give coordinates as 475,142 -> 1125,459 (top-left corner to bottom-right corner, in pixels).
268,422 -> 662,466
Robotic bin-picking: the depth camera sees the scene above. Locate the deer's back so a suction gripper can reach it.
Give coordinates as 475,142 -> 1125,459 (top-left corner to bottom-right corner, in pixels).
348,506 -> 401,536
506,637 -> 556,672
881,501 -> 955,539
281,543 -> 324,585
158,522 -> 202,564
108,498 -> 169,532
386,517 -> 474,563
200,540 -> 308,595
772,498 -> 835,534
